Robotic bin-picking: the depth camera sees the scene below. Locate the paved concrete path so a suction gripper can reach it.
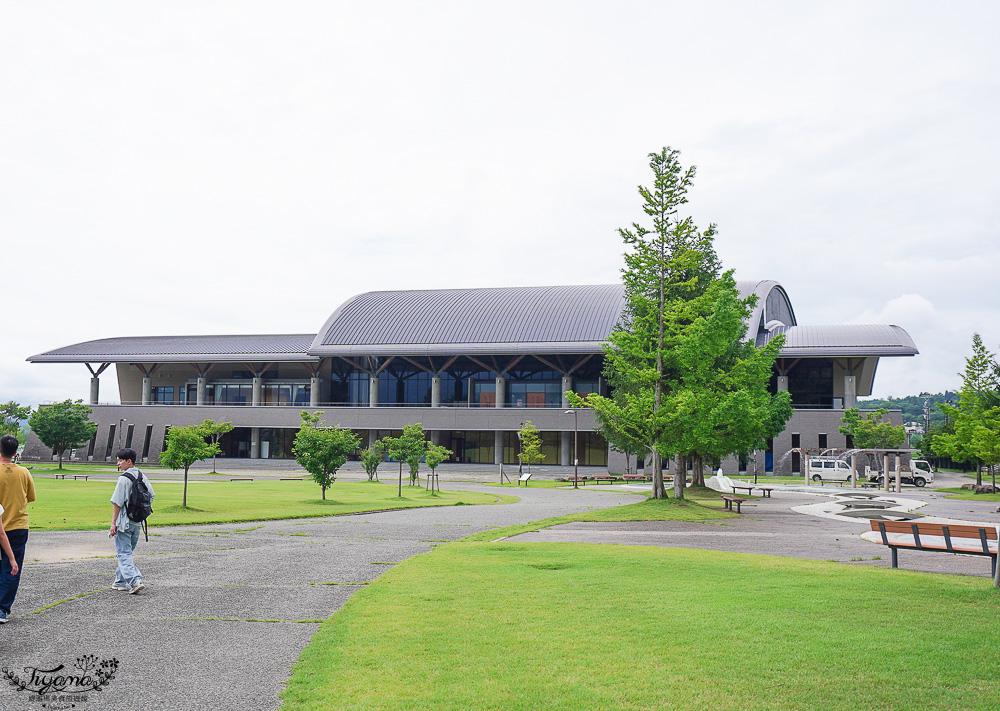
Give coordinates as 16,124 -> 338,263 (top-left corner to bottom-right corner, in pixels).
0,484 -> 641,711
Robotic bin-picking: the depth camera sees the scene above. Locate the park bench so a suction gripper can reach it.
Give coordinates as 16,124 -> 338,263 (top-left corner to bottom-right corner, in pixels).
720,494 -> 747,513
622,473 -> 648,482
589,473 -> 615,484
518,472 -> 532,486
731,485 -> 772,498
53,473 -> 67,479
73,475 -> 89,481
280,478 -> 304,481
230,477 -> 253,481
869,519 -> 999,575
565,475 -> 587,485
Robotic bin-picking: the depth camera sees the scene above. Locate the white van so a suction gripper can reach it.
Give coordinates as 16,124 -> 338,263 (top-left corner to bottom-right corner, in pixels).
807,457 -> 854,483
868,459 -> 935,488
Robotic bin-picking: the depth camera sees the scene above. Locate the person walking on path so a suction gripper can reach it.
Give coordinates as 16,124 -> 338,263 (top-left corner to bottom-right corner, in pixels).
110,448 -> 154,594
0,434 -> 35,623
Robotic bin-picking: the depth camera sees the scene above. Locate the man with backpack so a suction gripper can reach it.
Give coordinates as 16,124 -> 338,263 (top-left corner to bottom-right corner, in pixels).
110,448 -> 154,594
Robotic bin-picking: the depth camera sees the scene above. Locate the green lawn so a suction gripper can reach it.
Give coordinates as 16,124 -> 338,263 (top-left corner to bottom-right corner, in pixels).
281,542 -> 1000,711
936,486 -> 1000,502
26,478 -> 515,530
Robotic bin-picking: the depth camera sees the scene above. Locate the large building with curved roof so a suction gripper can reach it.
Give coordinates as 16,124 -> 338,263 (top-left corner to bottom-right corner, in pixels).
25,280 -> 917,474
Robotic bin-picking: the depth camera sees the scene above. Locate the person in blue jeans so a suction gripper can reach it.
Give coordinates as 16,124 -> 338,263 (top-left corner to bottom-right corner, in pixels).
110,448 -> 154,595
0,433 -> 35,623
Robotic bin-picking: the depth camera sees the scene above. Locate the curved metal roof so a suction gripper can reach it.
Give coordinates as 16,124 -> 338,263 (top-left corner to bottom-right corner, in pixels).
309,284 -> 628,356
757,325 -> 919,356
27,334 -> 317,363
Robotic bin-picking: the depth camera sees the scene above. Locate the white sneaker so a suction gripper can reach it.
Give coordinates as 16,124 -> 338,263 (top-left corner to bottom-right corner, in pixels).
128,579 -> 145,595
111,583 -> 128,591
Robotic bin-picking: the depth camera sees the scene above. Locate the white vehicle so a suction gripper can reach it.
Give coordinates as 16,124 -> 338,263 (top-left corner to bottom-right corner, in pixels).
808,457 -> 854,483
868,459 -> 935,488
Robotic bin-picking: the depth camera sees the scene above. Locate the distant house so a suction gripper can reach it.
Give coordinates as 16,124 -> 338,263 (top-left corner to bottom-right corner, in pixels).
25,280 -> 917,474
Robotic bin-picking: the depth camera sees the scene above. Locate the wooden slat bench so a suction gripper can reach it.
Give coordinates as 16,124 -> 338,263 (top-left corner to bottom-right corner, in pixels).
589,473 -> 615,484
230,477 -> 253,481
731,485 -> 773,498
53,473 -> 67,479
73,475 -> 89,481
622,473 -> 649,482
870,519 -> 999,575
721,494 -> 746,513
565,475 -> 587,485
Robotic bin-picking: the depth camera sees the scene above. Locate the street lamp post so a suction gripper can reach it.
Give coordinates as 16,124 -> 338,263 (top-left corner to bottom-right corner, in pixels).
564,409 -> 578,489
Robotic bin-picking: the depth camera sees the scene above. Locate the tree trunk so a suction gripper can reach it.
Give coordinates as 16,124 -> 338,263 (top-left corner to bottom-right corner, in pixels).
674,454 -> 686,499
651,451 -> 666,499
183,467 -> 189,507
58,449 -> 63,470
322,484 -> 326,500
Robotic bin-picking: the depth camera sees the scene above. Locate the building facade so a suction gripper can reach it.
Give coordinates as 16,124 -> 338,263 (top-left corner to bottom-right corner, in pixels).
25,281 -> 917,474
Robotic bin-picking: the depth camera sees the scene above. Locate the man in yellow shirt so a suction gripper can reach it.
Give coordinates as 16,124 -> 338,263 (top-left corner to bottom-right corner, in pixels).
0,434 -> 36,623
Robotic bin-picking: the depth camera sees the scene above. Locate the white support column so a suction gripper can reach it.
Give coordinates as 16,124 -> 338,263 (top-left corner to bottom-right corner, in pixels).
368,429 -> 378,447
850,453 -> 857,489
141,377 -> 152,405
561,375 -> 572,408
310,376 -> 321,407
369,376 -> 379,407
90,377 -> 100,405
895,453 -> 902,493
197,377 -> 207,406
494,430 -> 504,464
252,377 -> 263,407
561,431 -> 571,466
495,375 -> 505,408
431,376 -> 441,407
430,430 -> 441,446
250,427 -> 260,459
777,376 -> 789,392
843,375 -> 857,409
883,453 -> 890,492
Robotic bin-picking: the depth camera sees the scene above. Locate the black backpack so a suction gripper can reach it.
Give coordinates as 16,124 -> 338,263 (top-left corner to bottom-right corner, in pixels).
123,471 -> 153,540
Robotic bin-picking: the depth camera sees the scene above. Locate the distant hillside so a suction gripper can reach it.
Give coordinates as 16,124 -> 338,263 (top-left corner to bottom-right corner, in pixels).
858,392 -> 959,426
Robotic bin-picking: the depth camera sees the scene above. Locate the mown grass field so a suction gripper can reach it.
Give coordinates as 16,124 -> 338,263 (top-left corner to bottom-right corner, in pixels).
281,542 -> 1000,711
26,478 -> 515,530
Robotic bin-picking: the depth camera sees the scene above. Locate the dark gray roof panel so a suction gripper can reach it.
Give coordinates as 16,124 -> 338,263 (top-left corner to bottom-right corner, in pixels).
309,285 -> 628,356
758,325 -> 918,356
27,335 -> 317,363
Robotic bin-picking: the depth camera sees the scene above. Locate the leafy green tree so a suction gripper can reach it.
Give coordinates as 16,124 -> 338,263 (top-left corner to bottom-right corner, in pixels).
200,419 -> 234,472
293,411 -> 362,500
933,334 -> 1000,485
28,399 -> 98,469
593,147 -> 721,498
360,441 -> 385,482
400,423 -> 428,486
517,421 -> 545,472
424,443 -> 452,493
0,401 -> 30,442
655,275 -> 791,491
160,424 -> 220,507
839,407 -> 907,451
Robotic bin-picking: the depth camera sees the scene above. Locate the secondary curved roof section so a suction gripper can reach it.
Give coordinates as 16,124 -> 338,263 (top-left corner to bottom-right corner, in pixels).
28,335 -> 317,363
309,284 -> 628,356
758,325 -> 918,357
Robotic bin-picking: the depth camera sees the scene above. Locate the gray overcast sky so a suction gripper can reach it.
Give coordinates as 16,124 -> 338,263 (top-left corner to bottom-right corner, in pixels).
2,1 -> 998,407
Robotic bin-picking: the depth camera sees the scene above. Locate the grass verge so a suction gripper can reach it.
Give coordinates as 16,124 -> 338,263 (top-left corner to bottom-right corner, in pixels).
460,488 -> 738,542
936,486 -> 1000,502
26,479 -> 516,530
281,542 -> 1000,711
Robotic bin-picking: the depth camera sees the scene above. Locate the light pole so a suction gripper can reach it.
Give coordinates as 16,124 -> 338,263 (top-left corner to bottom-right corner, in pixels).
564,409 -> 578,489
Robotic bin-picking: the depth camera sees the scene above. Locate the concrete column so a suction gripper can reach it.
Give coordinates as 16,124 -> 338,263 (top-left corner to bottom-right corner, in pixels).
777,376 -> 789,391
197,377 -> 207,406
495,375 -> 505,408
883,453 -> 890,493
369,376 -> 379,407
850,453 -> 857,489
494,430 -> 504,464
368,429 -> 377,447
430,430 -> 441,446
310,376 -> 321,407
561,375 -> 572,408
431,376 -> 441,407
141,377 -> 152,405
89,377 -> 100,405
843,375 -> 857,409
895,453 -> 902,493
250,427 -> 260,459
252,377 -> 263,407
561,431 -> 571,466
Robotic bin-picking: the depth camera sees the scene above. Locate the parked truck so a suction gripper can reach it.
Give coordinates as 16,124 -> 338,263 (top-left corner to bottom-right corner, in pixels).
867,459 -> 935,488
